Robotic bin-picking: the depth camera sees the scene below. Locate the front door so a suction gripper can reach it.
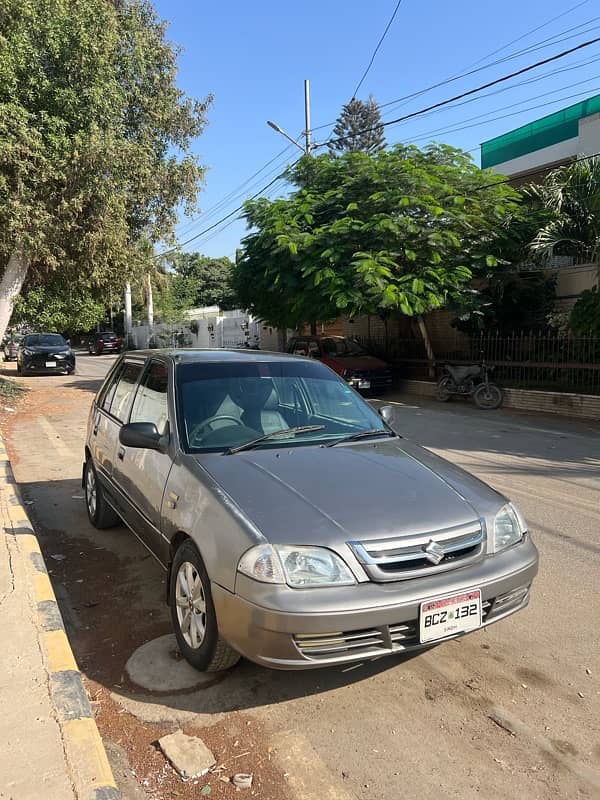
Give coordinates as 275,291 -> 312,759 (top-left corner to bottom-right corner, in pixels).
111,359 -> 173,563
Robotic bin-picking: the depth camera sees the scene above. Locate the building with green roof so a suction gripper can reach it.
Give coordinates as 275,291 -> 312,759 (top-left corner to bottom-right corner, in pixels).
481,94 -> 600,180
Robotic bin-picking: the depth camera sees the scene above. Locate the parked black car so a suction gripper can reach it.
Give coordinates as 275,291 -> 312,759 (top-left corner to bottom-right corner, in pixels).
88,331 -> 123,355
17,333 -> 76,375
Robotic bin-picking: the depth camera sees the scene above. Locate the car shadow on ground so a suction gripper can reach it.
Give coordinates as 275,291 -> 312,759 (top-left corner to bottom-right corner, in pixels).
19,476 -> 428,720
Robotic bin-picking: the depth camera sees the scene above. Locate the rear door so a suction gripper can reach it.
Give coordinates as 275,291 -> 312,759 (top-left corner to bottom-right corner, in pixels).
90,358 -> 144,499
111,359 -> 173,563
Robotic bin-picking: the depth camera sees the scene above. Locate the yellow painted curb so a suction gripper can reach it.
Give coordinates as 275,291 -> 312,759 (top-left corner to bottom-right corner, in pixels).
45,629 -> 79,673
0,435 -> 121,799
63,718 -> 118,790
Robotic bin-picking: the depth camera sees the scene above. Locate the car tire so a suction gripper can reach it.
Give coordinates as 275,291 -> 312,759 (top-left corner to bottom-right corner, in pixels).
84,458 -> 120,529
170,539 -> 240,673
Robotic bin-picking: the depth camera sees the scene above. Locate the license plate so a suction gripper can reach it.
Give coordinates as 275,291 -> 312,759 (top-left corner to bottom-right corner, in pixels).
420,589 -> 481,643
45,361 -> 57,367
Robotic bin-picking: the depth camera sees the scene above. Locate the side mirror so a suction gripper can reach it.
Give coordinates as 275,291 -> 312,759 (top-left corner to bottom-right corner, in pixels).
378,404 -> 394,424
119,422 -> 165,452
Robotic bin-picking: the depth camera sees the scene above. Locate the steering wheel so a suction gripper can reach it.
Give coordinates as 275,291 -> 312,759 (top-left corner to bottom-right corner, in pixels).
189,415 -> 244,445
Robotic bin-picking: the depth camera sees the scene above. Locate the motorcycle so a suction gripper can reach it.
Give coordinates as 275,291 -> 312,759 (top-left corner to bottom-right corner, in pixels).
436,362 -> 503,410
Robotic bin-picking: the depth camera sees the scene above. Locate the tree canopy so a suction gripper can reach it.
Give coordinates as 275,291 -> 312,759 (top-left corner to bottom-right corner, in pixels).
168,253 -> 239,310
234,144 -> 523,330
0,0 -> 211,340
328,97 -> 386,155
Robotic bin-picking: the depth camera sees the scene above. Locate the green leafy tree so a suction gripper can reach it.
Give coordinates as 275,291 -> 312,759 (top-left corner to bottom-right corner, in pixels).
529,157 -> 600,266
0,0 -> 211,342
166,253 -> 239,310
235,144 -> 522,331
328,97 -> 386,155
12,280 -> 106,333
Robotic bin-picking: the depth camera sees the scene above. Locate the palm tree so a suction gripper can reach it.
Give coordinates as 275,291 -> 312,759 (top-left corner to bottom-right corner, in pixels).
529,157 -> 600,267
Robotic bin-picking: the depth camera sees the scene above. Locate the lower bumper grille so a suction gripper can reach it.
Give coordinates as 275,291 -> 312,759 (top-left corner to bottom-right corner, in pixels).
292,589 -> 528,662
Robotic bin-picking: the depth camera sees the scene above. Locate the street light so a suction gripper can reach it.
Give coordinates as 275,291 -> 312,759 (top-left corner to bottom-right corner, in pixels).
267,79 -> 312,155
266,120 -> 306,154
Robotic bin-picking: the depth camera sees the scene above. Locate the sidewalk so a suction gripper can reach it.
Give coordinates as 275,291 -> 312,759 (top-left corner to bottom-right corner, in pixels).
0,442 -> 119,800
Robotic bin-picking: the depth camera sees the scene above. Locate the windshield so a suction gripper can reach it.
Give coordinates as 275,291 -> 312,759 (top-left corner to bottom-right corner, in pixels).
323,338 -> 367,357
177,360 -> 388,453
23,334 -> 67,347
99,332 -> 117,340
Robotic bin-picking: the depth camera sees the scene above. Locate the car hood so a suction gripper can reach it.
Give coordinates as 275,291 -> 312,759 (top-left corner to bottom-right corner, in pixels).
329,354 -> 388,371
23,345 -> 70,353
196,438 -> 504,548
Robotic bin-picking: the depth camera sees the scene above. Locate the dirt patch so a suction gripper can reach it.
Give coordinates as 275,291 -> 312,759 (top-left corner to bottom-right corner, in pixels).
93,688 -> 291,800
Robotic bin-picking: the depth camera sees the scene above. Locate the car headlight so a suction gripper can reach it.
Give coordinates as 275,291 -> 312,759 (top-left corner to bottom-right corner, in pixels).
55,353 -> 66,359
493,503 -> 526,552
238,544 -> 356,588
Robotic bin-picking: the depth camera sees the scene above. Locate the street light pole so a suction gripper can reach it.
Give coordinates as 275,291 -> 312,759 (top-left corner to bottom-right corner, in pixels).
267,79 -> 312,155
304,79 -> 311,155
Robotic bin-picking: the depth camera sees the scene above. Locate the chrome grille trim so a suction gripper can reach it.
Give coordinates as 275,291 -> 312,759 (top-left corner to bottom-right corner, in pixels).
348,520 -> 484,582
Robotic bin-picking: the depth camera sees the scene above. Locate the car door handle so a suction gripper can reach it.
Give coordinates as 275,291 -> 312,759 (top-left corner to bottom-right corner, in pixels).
117,446 -> 125,461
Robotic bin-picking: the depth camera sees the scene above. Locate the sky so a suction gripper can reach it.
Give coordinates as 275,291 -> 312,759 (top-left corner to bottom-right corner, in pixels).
152,0 -> 600,260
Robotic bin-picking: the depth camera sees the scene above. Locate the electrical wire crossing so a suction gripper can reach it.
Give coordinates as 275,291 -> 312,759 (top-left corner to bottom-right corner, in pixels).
352,0 -> 405,99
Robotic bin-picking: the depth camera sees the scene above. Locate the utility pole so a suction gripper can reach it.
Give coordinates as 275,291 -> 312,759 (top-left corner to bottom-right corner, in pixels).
304,79 -> 312,155
124,282 -> 132,346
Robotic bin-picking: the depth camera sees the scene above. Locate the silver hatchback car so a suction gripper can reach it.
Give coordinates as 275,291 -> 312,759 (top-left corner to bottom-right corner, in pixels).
84,350 -> 538,671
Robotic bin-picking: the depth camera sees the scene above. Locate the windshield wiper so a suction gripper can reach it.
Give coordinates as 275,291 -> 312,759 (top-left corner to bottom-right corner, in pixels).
226,425 -> 326,455
326,428 -> 395,447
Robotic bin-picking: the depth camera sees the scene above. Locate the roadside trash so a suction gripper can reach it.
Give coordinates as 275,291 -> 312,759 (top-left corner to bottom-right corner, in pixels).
51,554 -> 66,561
489,711 -> 517,736
577,691 -> 585,698
3,407 -> 15,412
200,787 -> 212,796
232,773 -> 253,790
586,668 -> 592,675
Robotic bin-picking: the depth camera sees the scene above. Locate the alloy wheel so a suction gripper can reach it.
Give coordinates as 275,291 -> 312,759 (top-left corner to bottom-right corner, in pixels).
85,465 -> 97,518
175,561 -> 207,649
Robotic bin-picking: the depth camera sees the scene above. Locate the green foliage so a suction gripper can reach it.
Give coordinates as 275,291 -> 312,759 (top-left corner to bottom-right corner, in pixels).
165,253 -> 239,310
235,144 -> 522,329
12,281 -> 106,333
529,157 -> 600,264
0,0 -> 211,314
570,287 -> 600,335
328,97 -> 386,155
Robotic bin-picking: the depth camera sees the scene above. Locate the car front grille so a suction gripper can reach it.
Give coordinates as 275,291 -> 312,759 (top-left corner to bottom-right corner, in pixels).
349,521 -> 484,582
26,352 -> 68,367
293,599 -> 499,662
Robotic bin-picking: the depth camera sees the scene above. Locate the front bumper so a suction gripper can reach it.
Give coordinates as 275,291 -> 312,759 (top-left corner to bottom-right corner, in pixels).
22,355 -> 75,373
213,536 -> 538,669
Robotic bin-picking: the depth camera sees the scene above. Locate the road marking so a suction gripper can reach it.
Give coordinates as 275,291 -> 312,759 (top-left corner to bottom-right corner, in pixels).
37,416 -> 73,459
272,731 -> 357,800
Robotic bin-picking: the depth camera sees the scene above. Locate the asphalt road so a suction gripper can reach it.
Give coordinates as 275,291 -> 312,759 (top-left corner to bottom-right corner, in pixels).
4,354 -> 600,800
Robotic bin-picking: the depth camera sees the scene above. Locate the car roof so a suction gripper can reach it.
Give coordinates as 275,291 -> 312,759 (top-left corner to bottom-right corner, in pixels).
123,348 -> 310,364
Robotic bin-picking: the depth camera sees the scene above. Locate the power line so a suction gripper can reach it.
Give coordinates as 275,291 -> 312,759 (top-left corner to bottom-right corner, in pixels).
154,162 -> 301,260
352,0 -> 405,99
405,79 -> 600,145
456,0 -> 590,73
310,14 -> 600,134
315,36 -> 600,150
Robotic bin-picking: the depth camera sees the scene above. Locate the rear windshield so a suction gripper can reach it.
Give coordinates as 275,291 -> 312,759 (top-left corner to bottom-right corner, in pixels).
23,334 -> 66,347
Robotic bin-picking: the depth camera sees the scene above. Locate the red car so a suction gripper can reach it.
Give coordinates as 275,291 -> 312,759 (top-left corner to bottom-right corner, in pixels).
88,331 -> 122,355
288,335 -> 393,392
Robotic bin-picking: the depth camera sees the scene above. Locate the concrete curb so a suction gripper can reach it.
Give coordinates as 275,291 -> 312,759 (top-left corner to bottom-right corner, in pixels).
0,437 -> 120,800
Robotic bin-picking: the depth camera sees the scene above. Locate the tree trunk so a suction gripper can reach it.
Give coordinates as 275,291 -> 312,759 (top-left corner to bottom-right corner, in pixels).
0,247 -> 30,344
277,328 -> 288,352
310,321 -> 317,335
146,272 -> 154,328
416,315 -> 436,378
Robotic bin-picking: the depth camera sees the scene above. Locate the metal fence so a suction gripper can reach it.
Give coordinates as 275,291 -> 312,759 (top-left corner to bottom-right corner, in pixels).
357,332 -> 600,396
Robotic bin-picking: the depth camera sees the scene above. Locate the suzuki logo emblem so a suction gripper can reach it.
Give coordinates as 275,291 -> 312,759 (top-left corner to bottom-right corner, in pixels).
423,540 -> 445,565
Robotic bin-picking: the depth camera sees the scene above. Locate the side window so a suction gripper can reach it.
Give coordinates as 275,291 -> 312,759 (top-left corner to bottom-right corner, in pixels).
304,377 -> 357,421
130,361 -> 169,435
110,361 -> 144,422
321,338 -> 337,356
307,340 -> 320,358
292,339 -> 307,356
99,363 -> 124,412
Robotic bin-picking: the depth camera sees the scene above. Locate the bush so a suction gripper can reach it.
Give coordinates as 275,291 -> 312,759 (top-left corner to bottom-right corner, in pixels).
570,286 -> 600,335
